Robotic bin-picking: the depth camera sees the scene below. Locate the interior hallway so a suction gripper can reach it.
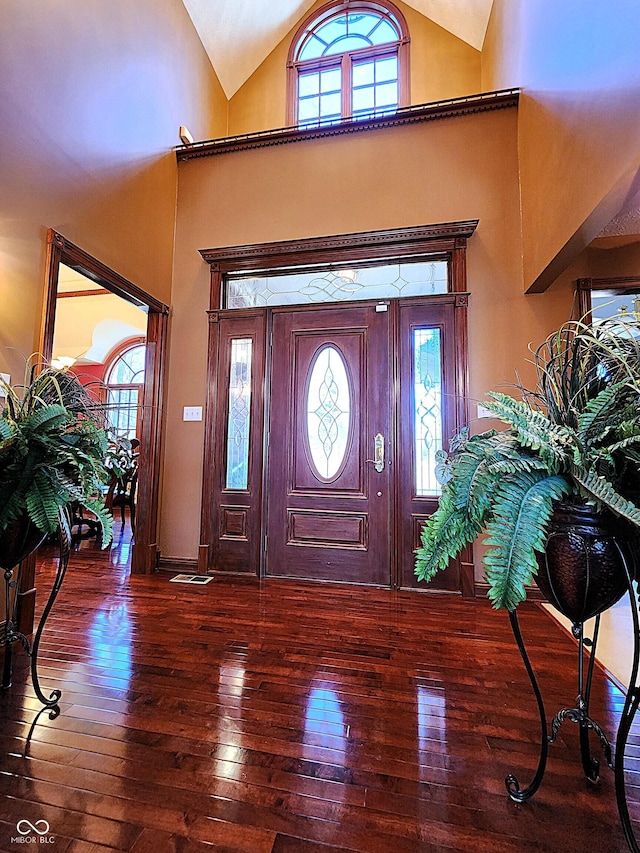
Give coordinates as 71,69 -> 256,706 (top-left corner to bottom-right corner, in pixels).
1,518 -> 639,852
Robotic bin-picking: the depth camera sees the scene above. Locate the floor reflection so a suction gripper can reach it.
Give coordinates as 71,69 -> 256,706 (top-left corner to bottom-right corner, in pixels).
87,603 -> 133,692
304,679 -> 348,758
213,654 -> 247,781
416,681 -> 447,782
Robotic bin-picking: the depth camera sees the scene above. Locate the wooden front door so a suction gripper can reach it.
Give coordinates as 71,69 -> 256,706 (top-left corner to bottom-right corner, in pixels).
267,304 -> 392,585
204,295 -> 465,592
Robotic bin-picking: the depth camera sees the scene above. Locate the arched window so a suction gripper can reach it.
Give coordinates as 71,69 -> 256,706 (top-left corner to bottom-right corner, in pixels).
287,1 -> 410,128
105,340 -> 145,440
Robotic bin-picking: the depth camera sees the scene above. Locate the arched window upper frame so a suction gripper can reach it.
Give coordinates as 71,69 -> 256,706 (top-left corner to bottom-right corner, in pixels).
287,0 -> 410,128
105,338 -> 146,441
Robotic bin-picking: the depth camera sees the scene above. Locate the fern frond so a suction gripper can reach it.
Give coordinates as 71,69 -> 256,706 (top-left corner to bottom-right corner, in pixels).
83,497 -> 113,548
447,439 -> 500,519
416,490 -> 480,582
21,403 -> 68,433
484,392 -> 573,471
482,472 -> 572,610
487,456 -> 549,475
577,382 -> 629,443
25,472 -> 65,534
573,469 -> 640,527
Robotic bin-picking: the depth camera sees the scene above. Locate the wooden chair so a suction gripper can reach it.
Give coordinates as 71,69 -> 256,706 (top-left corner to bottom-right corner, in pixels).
105,462 -> 138,534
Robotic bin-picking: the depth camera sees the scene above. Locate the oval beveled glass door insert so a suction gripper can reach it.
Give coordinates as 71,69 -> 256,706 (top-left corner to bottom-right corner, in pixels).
306,345 -> 351,480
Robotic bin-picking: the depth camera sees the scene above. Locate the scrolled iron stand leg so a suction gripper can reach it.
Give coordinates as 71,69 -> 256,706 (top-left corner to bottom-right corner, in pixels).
505,608 -> 549,801
507,551 -> 640,853
28,517 -> 72,720
1,515 -> 70,721
614,548 -> 640,853
506,608 -> 612,802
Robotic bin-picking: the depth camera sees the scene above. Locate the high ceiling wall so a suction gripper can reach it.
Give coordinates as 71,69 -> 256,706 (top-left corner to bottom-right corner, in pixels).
0,0 -> 226,380
482,0 -> 640,292
228,0 -> 483,135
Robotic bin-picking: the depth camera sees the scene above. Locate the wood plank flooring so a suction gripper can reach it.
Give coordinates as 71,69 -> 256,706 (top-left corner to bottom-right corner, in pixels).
1,519 -> 639,852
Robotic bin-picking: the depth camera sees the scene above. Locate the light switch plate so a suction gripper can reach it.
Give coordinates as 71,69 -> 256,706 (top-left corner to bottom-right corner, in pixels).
477,404 -> 493,419
183,406 -> 203,421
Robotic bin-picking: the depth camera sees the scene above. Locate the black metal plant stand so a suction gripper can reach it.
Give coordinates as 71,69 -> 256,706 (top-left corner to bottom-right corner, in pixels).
1,522 -> 71,719
506,552 -> 640,853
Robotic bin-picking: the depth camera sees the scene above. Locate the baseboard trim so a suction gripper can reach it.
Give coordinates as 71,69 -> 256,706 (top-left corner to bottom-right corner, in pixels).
474,581 -> 545,602
157,557 -> 199,574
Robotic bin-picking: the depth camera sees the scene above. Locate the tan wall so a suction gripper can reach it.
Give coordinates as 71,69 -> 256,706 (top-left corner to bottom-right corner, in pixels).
228,0 -> 482,135
0,0 -> 226,381
482,0 -> 640,291
587,243 -> 640,280
164,106 -> 574,561
52,294 -> 147,362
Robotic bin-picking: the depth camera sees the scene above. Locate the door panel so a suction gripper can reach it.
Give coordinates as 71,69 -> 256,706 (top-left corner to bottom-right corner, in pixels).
206,297 -> 464,593
208,312 -> 266,574
397,299 -> 460,590
266,305 -> 391,585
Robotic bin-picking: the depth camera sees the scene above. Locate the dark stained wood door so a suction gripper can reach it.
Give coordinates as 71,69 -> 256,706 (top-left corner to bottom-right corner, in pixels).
266,304 -> 392,585
396,298 -> 461,590
205,296 -> 465,592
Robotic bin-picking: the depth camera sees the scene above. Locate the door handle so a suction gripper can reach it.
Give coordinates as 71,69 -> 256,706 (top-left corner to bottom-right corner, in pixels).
366,433 -> 385,473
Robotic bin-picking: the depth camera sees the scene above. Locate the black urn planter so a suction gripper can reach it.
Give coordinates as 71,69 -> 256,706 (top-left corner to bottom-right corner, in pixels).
534,501 -> 635,624
0,516 -> 47,571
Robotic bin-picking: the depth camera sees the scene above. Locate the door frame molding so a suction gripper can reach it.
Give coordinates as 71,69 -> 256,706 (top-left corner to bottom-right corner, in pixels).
41,229 -> 169,575
198,221 -> 477,589
576,275 -> 640,320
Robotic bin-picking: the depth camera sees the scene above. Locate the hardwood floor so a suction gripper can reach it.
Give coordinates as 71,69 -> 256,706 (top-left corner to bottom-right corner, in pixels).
1,518 -> 639,852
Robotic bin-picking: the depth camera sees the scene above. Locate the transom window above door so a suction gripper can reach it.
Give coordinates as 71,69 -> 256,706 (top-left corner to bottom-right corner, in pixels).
287,1 -> 410,128
224,258 -> 448,308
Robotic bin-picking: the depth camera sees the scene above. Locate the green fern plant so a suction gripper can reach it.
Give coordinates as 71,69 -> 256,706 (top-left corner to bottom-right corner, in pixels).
0,358 -> 114,547
416,318 -> 640,610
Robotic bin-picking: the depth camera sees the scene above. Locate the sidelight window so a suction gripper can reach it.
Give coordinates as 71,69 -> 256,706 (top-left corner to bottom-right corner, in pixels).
413,328 -> 443,496
225,338 -> 253,490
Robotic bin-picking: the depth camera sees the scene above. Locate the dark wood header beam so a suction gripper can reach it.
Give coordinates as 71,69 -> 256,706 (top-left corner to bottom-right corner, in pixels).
200,221 -> 479,273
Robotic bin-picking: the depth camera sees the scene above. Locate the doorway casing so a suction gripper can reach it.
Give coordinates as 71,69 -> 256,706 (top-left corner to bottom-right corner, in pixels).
198,221 -> 477,594
41,229 -> 169,576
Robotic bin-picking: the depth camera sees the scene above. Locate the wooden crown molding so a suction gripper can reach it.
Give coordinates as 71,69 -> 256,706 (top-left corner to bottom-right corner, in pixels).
577,276 -> 640,290
200,221 -> 479,272
177,89 -> 519,161
48,230 -> 169,315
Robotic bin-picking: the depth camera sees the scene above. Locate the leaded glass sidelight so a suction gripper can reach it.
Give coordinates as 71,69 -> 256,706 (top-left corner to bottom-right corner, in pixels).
225,338 -> 253,490
413,328 -> 443,496
306,345 -> 351,480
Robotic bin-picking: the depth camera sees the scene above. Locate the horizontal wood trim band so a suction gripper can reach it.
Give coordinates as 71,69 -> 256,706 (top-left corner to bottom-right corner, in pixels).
157,557 -> 199,574
474,581 -> 546,603
178,89 -> 519,161
200,221 -> 479,271
57,288 -> 111,298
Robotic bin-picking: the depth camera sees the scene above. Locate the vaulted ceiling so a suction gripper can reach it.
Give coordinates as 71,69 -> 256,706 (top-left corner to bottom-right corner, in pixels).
180,0 -> 495,98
